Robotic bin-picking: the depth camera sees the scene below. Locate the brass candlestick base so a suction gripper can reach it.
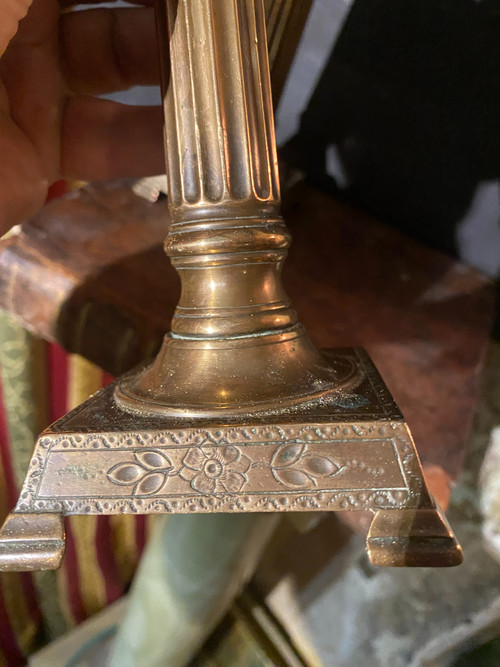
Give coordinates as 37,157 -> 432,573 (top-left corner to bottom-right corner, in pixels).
115,328 -> 362,417
0,0 -> 462,571
0,349 -> 462,571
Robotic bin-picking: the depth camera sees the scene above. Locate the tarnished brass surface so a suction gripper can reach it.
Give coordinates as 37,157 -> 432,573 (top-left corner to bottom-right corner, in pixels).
116,0 -> 347,417
0,0 -> 461,570
367,506 -> 463,567
13,350 -> 413,515
0,349 -> 461,569
0,513 -> 65,572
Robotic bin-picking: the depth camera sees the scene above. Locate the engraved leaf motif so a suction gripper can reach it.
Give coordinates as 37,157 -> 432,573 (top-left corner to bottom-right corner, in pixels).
134,473 -> 166,496
108,463 -> 145,486
271,443 -> 306,469
272,468 -> 315,489
135,451 -> 172,471
300,456 -> 338,478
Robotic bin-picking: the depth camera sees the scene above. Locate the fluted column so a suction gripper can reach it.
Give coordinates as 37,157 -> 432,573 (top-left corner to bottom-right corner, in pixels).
116,0 -> 353,417
160,0 -> 296,338
164,0 -> 279,219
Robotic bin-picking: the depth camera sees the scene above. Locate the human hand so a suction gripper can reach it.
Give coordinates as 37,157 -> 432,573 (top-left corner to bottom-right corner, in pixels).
0,0 -> 163,232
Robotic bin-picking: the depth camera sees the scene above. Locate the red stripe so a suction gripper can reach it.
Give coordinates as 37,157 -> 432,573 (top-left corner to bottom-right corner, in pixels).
46,180 -> 68,201
62,521 -> 87,625
48,343 -> 69,422
101,371 -> 115,387
95,517 -> 123,604
135,516 -> 147,557
20,571 -> 42,636
0,586 -> 25,666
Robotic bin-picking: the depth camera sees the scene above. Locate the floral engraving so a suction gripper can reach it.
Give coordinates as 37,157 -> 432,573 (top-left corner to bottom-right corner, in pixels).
179,445 -> 251,494
270,443 -> 340,489
39,418 -> 410,512
107,450 -> 173,496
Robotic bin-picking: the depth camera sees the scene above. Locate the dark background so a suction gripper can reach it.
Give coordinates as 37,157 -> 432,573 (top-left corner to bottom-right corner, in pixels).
282,0 -> 500,258
279,0 -> 500,333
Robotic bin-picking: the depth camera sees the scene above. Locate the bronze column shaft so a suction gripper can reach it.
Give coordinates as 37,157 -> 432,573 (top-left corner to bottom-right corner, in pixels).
162,0 -> 291,339
115,0 -> 358,418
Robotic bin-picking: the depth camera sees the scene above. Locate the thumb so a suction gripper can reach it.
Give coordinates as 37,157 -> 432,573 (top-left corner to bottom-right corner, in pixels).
0,0 -> 33,57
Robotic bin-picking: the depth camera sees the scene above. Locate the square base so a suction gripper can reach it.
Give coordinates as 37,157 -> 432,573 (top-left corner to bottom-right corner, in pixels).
1,348 -> 462,570
17,349 -> 426,516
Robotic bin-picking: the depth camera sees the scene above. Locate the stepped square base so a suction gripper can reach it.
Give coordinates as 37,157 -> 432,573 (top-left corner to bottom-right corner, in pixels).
17,349 -> 419,515
0,349 -> 462,569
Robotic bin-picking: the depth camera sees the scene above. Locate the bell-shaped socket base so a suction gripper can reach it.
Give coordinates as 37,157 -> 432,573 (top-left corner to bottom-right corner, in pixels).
115,326 -> 362,418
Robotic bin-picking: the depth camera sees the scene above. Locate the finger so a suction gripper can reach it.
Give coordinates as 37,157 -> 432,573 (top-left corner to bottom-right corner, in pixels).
62,96 -> 165,180
60,1 -> 155,7
61,7 -> 160,95
0,0 -> 62,182
0,0 -> 33,57
0,105 -> 48,232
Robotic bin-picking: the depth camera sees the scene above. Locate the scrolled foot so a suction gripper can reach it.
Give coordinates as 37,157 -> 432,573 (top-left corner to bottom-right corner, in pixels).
0,512 -> 66,571
366,502 -> 463,567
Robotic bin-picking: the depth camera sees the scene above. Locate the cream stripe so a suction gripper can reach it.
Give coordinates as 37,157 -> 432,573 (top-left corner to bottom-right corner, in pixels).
67,356 -> 108,617
109,515 -> 139,585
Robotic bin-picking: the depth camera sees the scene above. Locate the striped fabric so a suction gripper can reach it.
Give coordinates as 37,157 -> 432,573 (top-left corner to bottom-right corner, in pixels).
0,317 -> 148,664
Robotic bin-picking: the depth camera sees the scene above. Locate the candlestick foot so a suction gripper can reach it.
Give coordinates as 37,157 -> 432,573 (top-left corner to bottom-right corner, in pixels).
115,328 -> 362,418
0,512 -> 65,571
367,504 -> 463,567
